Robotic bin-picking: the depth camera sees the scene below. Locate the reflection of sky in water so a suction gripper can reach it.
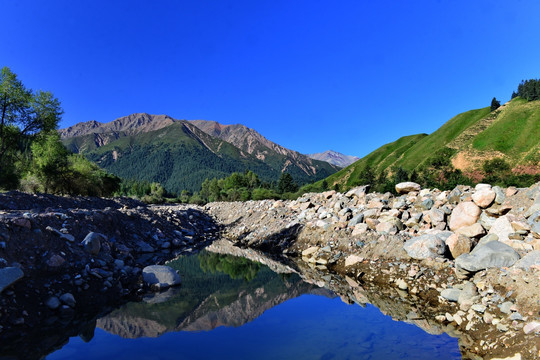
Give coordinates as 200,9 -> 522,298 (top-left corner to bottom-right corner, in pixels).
47,295 -> 461,360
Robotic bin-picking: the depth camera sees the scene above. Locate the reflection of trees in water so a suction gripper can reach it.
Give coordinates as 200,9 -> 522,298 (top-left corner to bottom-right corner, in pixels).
198,252 -> 261,282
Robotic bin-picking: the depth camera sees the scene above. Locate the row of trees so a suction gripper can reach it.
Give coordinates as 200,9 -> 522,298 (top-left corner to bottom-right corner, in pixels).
0,67 -> 120,196
511,79 -> 540,101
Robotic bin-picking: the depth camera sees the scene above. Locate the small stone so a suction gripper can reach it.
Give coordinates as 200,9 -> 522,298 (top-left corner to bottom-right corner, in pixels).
441,288 -> 461,302
523,321 -> 540,334
499,301 -> 513,314
60,293 -> 76,308
0,267 -> 24,293
395,279 -> 408,290
471,304 -> 486,313
344,255 -> 363,267
45,296 -> 61,310
302,246 -> 319,257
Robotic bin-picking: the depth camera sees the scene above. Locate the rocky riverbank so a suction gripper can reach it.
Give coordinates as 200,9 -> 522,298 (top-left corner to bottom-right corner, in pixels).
0,191 -> 219,359
1,181 -> 539,359
205,182 -> 540,360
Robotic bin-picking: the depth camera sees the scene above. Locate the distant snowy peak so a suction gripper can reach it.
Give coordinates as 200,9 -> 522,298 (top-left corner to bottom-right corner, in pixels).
307,150 -> 360,168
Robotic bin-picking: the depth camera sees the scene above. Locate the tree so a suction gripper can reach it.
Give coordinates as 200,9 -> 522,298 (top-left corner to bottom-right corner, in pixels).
490,97 -> 501,111
0,67 -> 62,188
30,131 -> 71,193
277,172 -> 298,193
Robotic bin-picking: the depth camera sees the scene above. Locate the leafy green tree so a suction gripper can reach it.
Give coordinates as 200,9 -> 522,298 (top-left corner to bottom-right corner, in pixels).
30,131 -> 71,193
0,67 -> 62,187
277,172 -> 298,193
490,97 -> 501,111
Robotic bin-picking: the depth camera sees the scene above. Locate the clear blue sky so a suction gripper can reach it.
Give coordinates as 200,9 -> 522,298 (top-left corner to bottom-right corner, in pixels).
2,1 -> 540,157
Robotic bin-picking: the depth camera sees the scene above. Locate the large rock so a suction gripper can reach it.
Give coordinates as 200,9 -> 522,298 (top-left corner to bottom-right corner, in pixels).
142,265 -> 181,289
488,216 -> 514,243
456,223 -> 485,238
0,267 -> 24,293
446,233 -> 471,259
513,251 -> 540,270
455,241 -> 520,273
81,232 -> 106,255
449,202 -> 481,231
403,231 -> 451,260
472,188 -> 496,208
395,182 -> 421,194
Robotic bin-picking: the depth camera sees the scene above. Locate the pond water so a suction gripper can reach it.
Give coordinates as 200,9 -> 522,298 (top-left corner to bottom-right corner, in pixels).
45,250 -> 461,360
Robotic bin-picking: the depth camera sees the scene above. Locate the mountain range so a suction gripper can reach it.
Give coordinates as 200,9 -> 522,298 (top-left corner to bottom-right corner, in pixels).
60,114 -> 339,193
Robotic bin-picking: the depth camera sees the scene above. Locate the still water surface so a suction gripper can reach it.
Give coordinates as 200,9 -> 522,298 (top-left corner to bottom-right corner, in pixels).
46,250 -> 461,360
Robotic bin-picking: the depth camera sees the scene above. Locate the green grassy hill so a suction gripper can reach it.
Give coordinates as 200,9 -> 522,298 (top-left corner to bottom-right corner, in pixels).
313,97 -> 540,190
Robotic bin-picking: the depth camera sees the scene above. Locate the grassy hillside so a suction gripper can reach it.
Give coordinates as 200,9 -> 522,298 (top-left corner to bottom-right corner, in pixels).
320,134 -> 427,189
314,97 -> 540,191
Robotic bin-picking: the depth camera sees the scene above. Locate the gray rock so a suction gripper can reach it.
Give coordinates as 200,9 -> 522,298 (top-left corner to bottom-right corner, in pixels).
45,296 -> 61,310
447,187 -> 462,204
349,213 -> 364,227
421,198 -> 434,210
458,281 -> 478,304
441,288 -> 461,302
60,293 -> 76,308
428,208 -> 445,224
499,301 -> 513,314
477,233 -> 499,246
471,304 -> 486,313
510,312 -> 523,321
455,241 -> 520,272
403,231 -> 451,260
137,241 -> 155,253
0,267 -> 24,293
81,232 -> 105,255
142,265 -> 181,289
532,222 -> 540,239
513,251 -> 540,270
493,186 -> 506,204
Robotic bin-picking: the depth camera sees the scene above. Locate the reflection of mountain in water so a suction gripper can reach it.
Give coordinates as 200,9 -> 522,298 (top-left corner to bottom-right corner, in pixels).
98,251 -> 333,338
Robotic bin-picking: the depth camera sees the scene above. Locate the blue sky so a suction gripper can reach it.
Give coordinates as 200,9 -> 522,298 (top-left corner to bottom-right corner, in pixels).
2,1 -> 540,157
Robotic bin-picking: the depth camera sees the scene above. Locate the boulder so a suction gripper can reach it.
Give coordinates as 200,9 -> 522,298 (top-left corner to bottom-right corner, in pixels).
472,188 -> 496,208
446,233 -> 471,259
455,241 -> 520,273
513,251 -> 540,270
395,182 -> 421,194
403,231 -> 451,260
0,267 -> 24,293
456,223 -> 485,238
142,265 -> 181,289
488,216 -> 514,243
449,202 -> 481,231
81,232 -> 106,255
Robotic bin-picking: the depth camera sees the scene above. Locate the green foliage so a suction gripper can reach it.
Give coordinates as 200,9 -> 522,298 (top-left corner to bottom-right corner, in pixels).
514,79 -> 540,101
0,66 -> 63,189
490,97 -> 501,111
277,172 -> 298,194
199,252 -> 261,282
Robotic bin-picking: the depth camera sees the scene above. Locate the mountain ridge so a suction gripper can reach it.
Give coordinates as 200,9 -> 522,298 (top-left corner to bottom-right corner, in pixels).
60,114 -> 338,193
307,150 -> 360,168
